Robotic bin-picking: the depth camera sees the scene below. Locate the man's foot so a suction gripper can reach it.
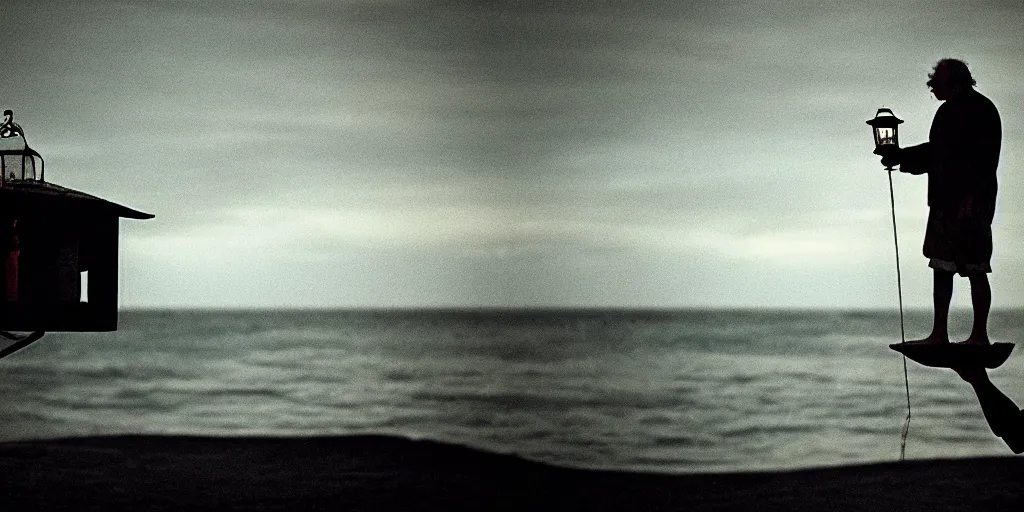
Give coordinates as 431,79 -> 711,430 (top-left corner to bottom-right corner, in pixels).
905,334 -> 949,345
956,336 -> 991,346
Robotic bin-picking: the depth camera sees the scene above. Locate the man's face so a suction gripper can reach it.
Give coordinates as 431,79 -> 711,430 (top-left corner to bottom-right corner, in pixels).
927,66 -> 958,101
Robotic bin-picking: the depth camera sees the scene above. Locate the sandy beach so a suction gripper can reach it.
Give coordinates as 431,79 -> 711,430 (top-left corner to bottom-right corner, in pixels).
2,435 -> 1022,511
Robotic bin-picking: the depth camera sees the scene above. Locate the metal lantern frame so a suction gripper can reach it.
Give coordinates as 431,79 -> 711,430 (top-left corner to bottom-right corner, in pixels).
866,108 -> 904,151
0,147 -> 45,184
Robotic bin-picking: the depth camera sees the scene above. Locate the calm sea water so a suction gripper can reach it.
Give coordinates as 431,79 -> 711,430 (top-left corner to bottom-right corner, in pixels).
2,308 -> 1023,473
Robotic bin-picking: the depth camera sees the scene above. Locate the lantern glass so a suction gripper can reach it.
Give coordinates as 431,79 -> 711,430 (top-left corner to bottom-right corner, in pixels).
875,126 -> 897,147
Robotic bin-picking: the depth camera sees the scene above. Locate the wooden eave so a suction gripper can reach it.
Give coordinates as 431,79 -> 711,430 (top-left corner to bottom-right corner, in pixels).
0,181 -> 153,220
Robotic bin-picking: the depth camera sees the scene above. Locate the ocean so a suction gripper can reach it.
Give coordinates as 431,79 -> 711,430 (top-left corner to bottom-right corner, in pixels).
2,308 -> 1023,474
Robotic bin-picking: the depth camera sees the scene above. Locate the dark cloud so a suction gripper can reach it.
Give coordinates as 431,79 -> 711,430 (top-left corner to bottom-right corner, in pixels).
3,0 -> 1023,307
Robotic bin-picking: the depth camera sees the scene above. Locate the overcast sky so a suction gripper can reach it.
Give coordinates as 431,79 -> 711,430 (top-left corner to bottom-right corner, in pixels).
3,0 -> 1023,309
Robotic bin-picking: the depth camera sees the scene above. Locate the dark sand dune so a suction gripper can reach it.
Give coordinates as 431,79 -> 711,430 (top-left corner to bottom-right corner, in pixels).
2,435 -> 1023,511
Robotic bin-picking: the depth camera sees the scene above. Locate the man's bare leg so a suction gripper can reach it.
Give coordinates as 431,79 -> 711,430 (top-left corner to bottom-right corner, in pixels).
964,273 -> 991,345
911,268 -> 953,344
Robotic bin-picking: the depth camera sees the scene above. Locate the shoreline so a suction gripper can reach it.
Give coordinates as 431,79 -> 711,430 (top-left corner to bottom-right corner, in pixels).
4,434 -> 1023,511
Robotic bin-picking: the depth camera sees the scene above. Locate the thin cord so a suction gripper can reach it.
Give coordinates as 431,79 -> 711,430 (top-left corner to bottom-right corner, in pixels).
888,168 -> 912,461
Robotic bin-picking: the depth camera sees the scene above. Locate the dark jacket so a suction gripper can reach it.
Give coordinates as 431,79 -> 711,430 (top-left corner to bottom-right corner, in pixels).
900,88 -> 1001,214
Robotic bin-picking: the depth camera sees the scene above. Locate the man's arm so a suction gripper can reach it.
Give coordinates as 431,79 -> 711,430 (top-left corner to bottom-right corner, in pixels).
955,367 -> 1024,454
896,143 -> 931,175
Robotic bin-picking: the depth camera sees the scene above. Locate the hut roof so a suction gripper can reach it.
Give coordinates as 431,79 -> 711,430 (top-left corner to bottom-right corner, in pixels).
1,181 -> 153,220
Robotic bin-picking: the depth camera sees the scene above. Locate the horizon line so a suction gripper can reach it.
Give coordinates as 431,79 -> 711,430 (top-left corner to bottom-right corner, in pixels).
115,305 -> 1024,314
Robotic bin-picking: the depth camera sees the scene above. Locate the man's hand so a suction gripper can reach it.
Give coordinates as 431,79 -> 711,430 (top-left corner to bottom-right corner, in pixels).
873,146 -> 902,168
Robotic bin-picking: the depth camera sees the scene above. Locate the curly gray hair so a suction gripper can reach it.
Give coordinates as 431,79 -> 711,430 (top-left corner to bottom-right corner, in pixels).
928,58 -> 976,88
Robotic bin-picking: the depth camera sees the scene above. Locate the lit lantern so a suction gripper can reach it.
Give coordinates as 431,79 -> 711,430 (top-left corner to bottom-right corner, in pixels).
866,108 -> 904,169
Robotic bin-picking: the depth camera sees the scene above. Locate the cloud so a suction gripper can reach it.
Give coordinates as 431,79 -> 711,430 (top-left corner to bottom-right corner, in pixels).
6,0 -> 1024,307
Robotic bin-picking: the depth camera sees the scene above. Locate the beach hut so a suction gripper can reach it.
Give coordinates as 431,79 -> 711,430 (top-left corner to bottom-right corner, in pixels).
0,110 -> 152,334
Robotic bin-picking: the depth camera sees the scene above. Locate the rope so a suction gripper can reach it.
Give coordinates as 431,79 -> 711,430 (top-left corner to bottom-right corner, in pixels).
887,168 -> 912,461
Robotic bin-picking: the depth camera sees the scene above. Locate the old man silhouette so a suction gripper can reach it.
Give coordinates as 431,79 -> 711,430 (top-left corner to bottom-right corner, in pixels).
877,58 -> 1002,347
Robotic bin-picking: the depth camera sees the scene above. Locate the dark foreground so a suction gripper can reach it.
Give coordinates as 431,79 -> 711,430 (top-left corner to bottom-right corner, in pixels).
2,435 -> 1022,511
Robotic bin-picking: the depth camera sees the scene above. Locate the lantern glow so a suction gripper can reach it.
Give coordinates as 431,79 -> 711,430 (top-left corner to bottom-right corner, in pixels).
866,108 -> 904,150
875,127 -> 896,146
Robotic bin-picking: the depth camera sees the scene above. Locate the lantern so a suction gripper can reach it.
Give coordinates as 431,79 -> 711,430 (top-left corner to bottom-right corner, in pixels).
866,108 -> 903,169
